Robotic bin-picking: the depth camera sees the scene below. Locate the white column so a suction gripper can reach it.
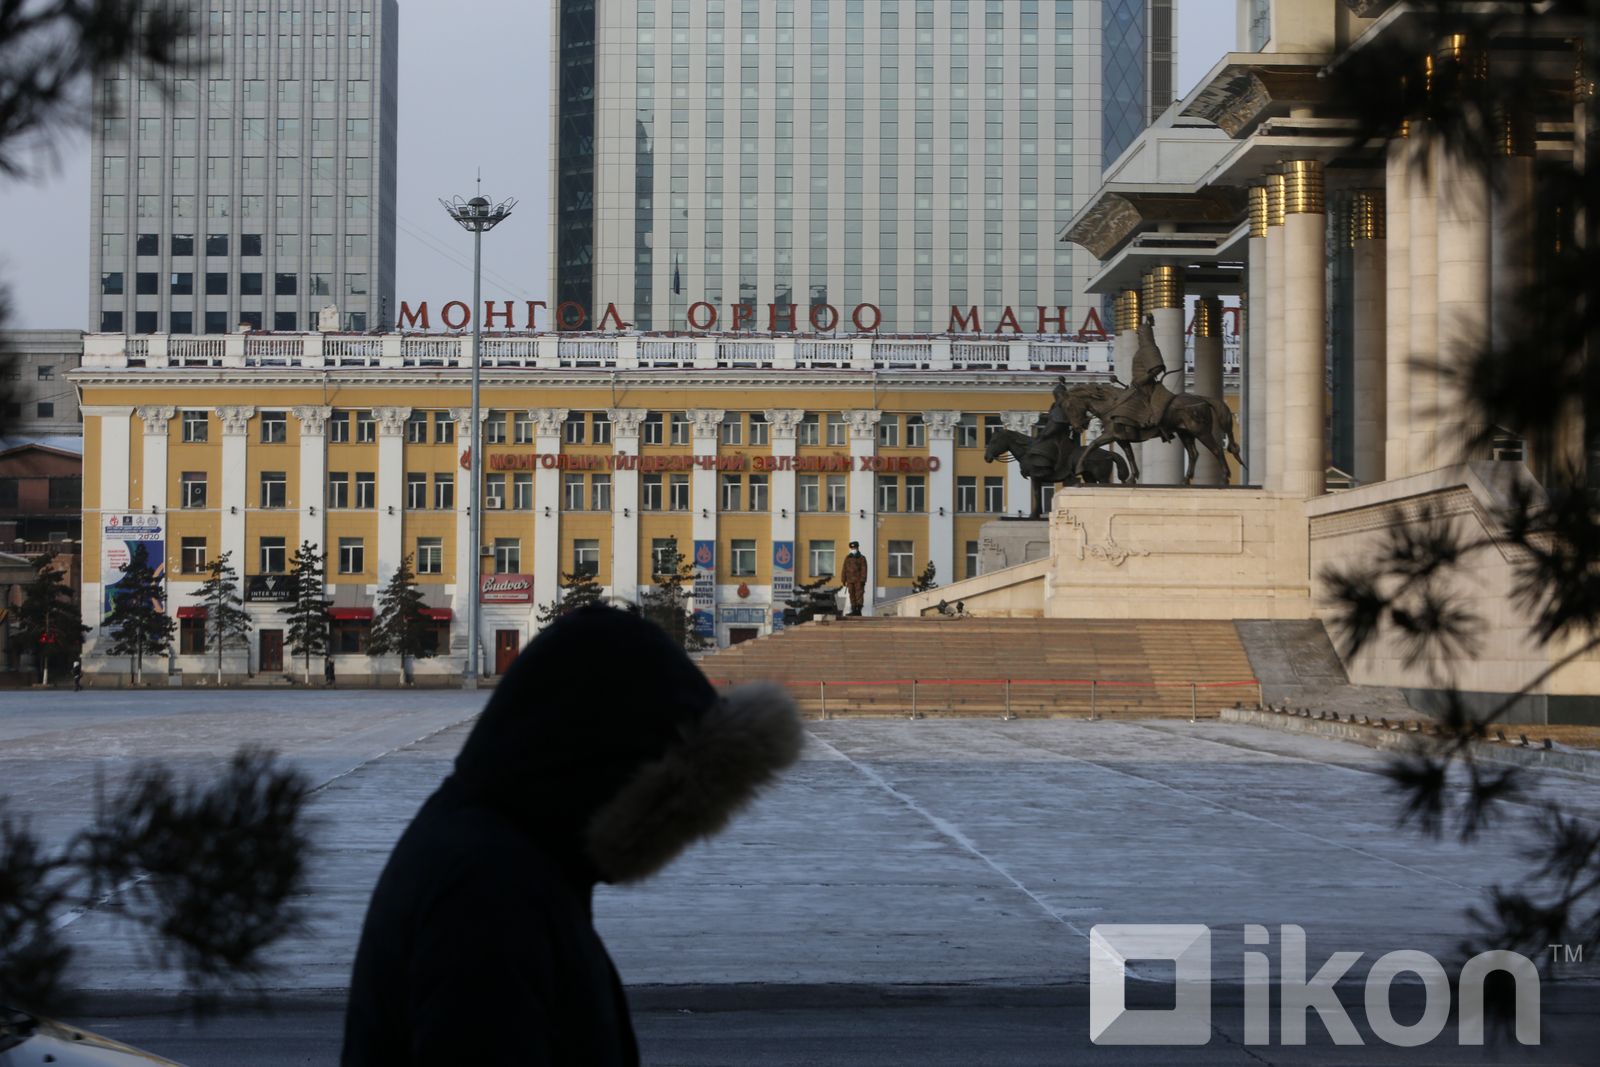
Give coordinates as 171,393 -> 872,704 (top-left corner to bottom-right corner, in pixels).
1493,128 -> 1540,469
137,406 -> 175,514
924,411 -> 959,585
1190,296 -> 1225,485
449,408 -> 476,658
1265,174 -> 1287,491
374,406 -> 411,588
1142,265 -> 1186,485
1384,141 -> 1413,479
1246,187 -> 1269,484
609,409 -> 647,607
95,406 -> 135,512
291,406 -> 332,555
1111,290 -> 1143,475
846,409 -> 880,614
1282,160 -> 1328,499
1350,191 -> 1387,486
689,406 -> 724,539
531,408 -> 567,616
765,408 -> 805,571
1407,139 -> 1440,473
998,411 -> 1037,516
216,406 -> 253,570
1436,140 -> 1493,463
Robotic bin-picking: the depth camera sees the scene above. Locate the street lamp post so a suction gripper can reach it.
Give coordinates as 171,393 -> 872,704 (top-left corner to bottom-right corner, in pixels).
441,191 -> 515,689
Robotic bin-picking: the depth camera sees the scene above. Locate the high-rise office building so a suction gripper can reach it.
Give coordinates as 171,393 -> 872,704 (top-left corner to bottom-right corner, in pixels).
550,0 -> 1174,334
89,1 -> 398,335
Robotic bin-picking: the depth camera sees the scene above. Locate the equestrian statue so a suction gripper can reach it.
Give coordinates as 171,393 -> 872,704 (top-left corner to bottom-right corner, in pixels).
984,422 -> 1128,519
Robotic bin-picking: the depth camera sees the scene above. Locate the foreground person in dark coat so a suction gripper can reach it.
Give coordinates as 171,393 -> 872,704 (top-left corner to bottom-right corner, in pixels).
341,606 -> 803,1066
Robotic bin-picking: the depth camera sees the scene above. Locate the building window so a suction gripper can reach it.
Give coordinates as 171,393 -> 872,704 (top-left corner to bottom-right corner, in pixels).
485,474 -> 506,508
642,474 -> 663,511
36,402 -> 54,419
45,477 -> 77,508
669,474 -> 690,511
329,472 -> 351,509
876,476 -> 898,513
181,471 -> 207,508
180,616 -> 206,654
485,413 -> 507,444
983,476 -> 1005,513
259,471 -> 287,508
259,537 -> 286,574
355,410 -> 376,442
983,415 -> 1002,445
563,474 -> 584,511
730,539 -> 757,577
417,537 -> 443,574
825,475 -> 847,512
720,412 -> 742,445
721,474 -> 742,512
180,537 -> 207,574
573,539 -> 600,578
180,411 -> 208,442
434,412 -> 455,444
827,413 -> 848,446
888,540 -> 915,579
563,412 -> 585,444
338,537 -> 364,575
642,412 -> 664,445
434,473 -> 454,510
797,413 -> 820,446
513,472 -> 533,509
355,472 -> 375,509
965,540 -> 980,579
405,411 -> 428,443
0,478 -> 14,508
905,476 -> 926,513
748,474 -> 769,512
749,412 -> 769,445
260,411 -> 287,443
405,473 -> 425,510
513,413 -> 534,444
957,413 -> 978,447
651,538 -> 678,575
669,412 -> 691,445
906,415 -> 926,448
494,538 -> 521,574
809,540 -> 836,579
592,411 -> 611,444
328,411 -> 351,443
591,474 -> 612,512
799,475 -> 820,512
878,418 -> 900,448
957,476 -> 977,513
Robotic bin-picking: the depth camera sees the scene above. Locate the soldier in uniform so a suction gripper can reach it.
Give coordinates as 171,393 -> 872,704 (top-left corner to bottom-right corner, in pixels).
840,541 -> 869,617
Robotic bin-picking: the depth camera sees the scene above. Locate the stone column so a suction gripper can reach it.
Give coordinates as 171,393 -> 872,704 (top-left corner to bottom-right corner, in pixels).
1190,296 -> 1226,484
845,409 -> 880,613
291,406 -> 332,556
448,407 -> 478,659
1407,137 -> 1440,473
1246,186 -> 1269,484
689,410 -> 724,624
1142,265 -> 1186,485
924,411 -> 959,582
999,411 -> 1038,514
1436,107 -> 1493,464
1282,160 -> 1328,499
1350,191 -> 1387,485
216,406 -> 254,573
374,407 -> 412,591
608,409 -> 647,607
531,408 -> 567,616
137,406 -> 176,517
1265,172 -> 1287,491
1494,112 -> 1540,468
1384,138 -> 1413,478
95,407 -> 135,513
765,408 -> 805,583
1112,289 -> 1143,473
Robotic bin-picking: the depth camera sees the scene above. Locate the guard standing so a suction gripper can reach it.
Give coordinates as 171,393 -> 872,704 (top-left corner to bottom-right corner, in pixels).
840,541 -> 868,617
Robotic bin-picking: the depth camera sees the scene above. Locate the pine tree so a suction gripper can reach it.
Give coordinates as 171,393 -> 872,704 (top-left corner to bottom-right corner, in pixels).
282,541 -> 332,683
192,552 -> 251,685
911,560 -> 938,594
102,543 -> 174,685
13,552 -> 87,684
368,555 -> 434,684
534,568 -> 606,627
638,538 -> 708,650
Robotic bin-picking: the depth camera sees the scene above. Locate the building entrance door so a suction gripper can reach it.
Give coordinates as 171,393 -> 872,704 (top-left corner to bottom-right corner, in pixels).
494,629 -> 520,675
729,627 -> 760,646
260,629 -> 284,672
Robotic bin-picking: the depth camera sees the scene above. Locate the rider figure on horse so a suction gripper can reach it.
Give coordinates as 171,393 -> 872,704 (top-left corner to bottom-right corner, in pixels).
1106,317 -> 1177,443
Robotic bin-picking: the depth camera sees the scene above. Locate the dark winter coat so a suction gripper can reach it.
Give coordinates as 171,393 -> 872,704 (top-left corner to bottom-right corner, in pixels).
341,606 -> 802,1066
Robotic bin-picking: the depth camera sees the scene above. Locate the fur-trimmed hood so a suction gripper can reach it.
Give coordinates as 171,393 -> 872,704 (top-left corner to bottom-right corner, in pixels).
451,606 -> 802,885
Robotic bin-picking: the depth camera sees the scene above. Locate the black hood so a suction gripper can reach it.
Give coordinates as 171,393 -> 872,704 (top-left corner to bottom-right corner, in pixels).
451,605 -> 803,884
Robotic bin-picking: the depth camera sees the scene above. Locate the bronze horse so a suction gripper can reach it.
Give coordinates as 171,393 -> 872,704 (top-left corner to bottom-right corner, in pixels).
984,426 -> 1129,519
1060,383 -> 1244,486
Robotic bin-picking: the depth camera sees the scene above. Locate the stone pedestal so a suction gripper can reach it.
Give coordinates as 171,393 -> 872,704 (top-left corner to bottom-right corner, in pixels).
977,519 -> 1051,574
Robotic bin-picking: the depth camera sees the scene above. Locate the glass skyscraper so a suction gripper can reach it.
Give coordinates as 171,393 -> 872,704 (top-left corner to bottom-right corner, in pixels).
550,0 -> 1175,334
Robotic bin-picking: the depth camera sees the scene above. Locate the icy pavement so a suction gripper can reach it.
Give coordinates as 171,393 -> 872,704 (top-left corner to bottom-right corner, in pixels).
3,692 -> 1597,994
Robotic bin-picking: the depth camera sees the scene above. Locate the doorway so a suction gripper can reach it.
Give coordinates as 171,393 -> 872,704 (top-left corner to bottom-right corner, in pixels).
494,629 -> 521,675
259,629 -> 284,672
729,627 -> 760,646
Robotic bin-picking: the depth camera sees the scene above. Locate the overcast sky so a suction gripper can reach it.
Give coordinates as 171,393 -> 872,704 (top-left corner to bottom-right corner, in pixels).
0,0 -> 1236,331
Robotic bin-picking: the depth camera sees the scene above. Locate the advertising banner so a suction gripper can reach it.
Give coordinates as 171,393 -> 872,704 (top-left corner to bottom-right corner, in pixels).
771,541 -> 795,632
480,573 -> 534,603
692,540 -> 716,638
101,514 -> 164,614
245,574 -> 296,603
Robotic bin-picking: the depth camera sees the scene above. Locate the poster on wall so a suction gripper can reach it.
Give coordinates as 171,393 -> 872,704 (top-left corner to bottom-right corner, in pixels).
692,540 -> 716,638
771,541 -> 795,632
101,514 -> 165,614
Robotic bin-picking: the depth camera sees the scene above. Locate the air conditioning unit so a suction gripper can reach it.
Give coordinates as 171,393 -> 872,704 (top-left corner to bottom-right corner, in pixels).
485,496 -> 504,509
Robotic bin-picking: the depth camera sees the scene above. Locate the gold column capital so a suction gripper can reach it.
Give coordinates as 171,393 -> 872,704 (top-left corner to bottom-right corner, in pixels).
1248,186 -> 1269,238
1283,160 -> 1325,215
1267,172 -> 1287,227
1193,295 -> 1223,339
1113,289 -> 1142,334
1350,190 -> 1385,244
1142,265 -> 1184,311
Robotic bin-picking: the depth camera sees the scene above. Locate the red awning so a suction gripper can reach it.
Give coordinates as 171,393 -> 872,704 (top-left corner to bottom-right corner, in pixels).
422,608 -> 453,621
176,606 -> 207,619
329,607 -> 374,621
